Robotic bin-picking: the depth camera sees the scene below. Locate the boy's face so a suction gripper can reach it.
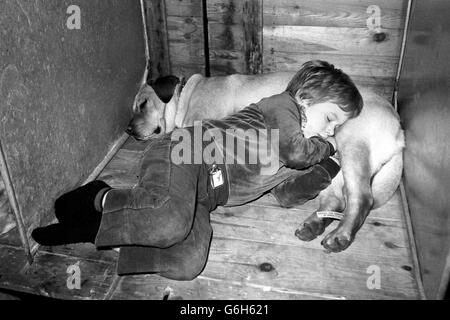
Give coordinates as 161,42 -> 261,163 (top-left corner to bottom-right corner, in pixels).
301,101 -> 350,139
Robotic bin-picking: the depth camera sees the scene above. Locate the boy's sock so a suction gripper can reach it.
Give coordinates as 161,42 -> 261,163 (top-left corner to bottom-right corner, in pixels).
94,187 -> 111,212
32,180 -> 112,246
55,180 -> 111,225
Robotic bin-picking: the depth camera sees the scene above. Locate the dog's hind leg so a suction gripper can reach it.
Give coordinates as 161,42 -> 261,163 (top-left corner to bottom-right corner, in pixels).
320,141 -> 374,252
371,151 -> 403,209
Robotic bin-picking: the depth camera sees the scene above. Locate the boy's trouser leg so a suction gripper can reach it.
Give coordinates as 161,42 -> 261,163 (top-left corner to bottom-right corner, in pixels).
272,158 -> 340,207
117,203 -> 212,281
95,163 -> 200,248
95,133 -> 202,249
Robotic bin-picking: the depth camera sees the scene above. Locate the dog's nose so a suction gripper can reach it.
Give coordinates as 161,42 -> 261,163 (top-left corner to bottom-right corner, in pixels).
153,127 -> 161,135
126,126 -> 133,135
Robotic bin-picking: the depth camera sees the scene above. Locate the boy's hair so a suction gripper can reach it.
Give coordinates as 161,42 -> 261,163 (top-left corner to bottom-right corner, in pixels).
286,60 -> 363,118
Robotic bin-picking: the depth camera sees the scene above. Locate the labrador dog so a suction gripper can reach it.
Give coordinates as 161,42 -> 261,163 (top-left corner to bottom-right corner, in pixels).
127,71 -> 405,253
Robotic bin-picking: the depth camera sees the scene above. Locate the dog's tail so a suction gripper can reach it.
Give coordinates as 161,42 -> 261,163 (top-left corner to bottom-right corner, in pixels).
371,151 -> 404,209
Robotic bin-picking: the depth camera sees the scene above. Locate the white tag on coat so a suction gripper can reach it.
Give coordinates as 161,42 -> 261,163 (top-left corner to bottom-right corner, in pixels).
209,165 -> 224,189
211,170 -> 223,189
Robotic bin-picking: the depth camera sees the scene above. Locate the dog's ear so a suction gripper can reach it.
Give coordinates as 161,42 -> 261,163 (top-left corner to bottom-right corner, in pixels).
149,75 -> 180,103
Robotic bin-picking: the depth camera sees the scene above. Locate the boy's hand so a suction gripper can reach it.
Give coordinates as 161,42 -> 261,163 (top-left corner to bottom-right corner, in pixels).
326,136 -> 337,151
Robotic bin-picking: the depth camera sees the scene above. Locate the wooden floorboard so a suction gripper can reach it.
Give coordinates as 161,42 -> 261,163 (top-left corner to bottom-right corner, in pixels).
0,226 -> 22,247
204,237 -> 417,300
0,244 -> 117,299
110,274 -> 332,300
110,190 -> 419,300
41,243 -> 119,264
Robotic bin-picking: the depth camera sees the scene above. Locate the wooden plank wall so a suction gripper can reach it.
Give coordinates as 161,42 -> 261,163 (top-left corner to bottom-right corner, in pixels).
145,0 -> 205,79
207,0 -> 263,75
262,0 -> 407,99
153,0 -> 407,99
164,0 -> 206,78
145,0 -> 171,78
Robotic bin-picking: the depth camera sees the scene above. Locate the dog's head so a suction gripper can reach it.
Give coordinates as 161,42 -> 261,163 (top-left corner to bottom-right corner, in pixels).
126,75 -> 181,141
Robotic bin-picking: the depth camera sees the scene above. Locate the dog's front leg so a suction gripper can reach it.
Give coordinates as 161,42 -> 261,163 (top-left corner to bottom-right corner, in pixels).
296,172 -> 345,241
321,141 -> 374,252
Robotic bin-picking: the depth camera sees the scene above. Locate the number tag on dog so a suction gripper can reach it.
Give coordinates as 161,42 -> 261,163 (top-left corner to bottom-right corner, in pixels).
209,164 -> 224,189
316,211 -> 344,220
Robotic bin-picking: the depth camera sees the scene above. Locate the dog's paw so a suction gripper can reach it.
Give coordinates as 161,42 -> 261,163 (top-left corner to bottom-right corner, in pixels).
321,227 -> 354,252
295,220 -> 325,242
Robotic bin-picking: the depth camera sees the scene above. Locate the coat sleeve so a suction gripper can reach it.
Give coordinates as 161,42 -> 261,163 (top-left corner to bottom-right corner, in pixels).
257,93 -> 335,170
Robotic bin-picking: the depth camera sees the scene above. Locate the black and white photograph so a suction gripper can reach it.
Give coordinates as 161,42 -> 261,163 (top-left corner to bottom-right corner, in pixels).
0,0 -> 448,306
